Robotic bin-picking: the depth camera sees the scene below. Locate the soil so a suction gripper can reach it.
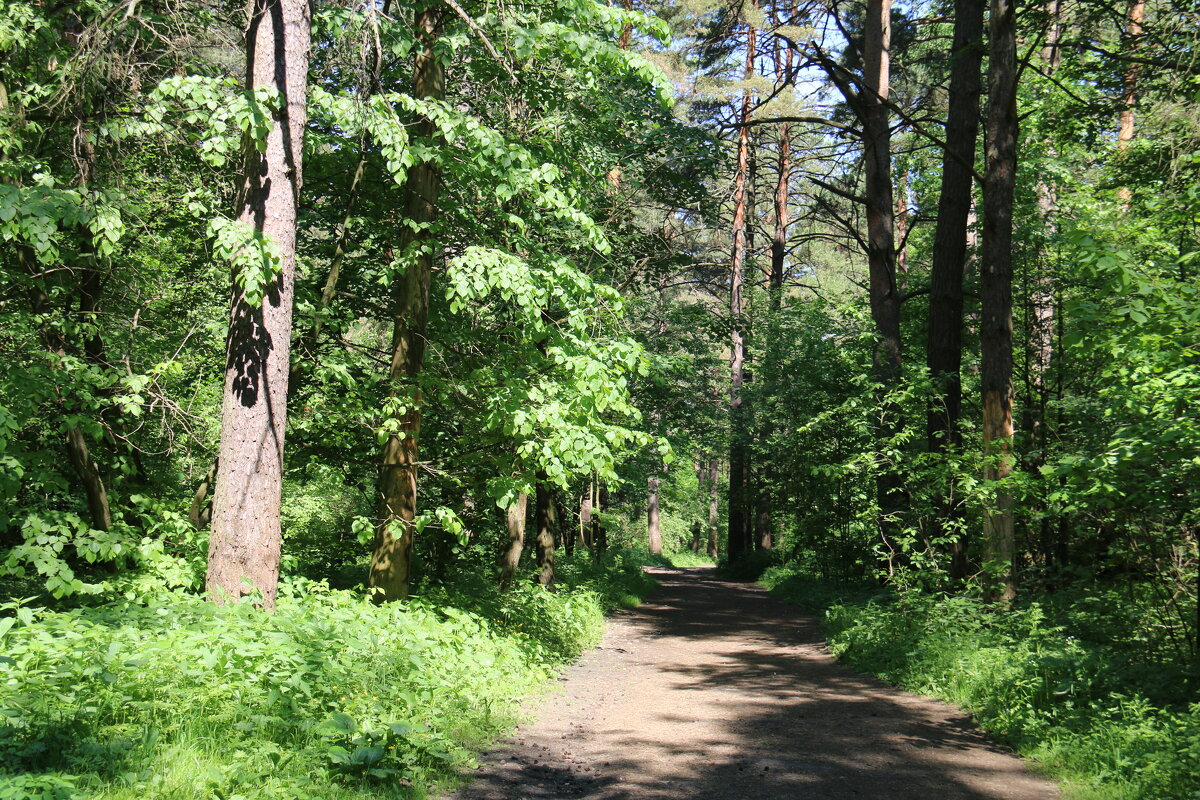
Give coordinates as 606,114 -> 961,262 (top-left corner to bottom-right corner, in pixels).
445,566 -> 1060,800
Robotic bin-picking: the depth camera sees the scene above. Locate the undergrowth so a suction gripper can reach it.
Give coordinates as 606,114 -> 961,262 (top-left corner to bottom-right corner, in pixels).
759,565 -> 1200,800
0,551 -> 656,800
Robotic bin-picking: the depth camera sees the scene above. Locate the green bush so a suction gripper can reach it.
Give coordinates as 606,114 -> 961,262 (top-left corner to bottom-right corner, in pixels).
763,566 -> 1200,800
0,551 -> 657,800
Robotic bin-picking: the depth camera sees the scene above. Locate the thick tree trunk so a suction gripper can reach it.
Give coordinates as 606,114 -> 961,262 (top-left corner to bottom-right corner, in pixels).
534,479 -> 557,586
691,521 -> 703,553
580,480 -> 594,550
206,0 -> 310,610
981,0 -> 1019,603
727,9 -> 756,563
927,0 -> 985,580
369,4 -> 445,602
862,0 -> 905,555
499,492 -> 529,589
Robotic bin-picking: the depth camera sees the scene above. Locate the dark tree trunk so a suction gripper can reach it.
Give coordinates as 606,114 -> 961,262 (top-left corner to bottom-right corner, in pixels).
981,0 -> 1019,603
370,4 -> 445,602
926,0 -> 985,580
206,0 -> 310,610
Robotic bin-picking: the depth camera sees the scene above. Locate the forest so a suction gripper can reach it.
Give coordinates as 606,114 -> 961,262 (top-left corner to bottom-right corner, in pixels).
0,0 -> 1197,797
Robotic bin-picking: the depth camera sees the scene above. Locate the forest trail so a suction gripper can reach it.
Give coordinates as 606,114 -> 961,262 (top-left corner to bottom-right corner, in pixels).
446,567 -> 1059,800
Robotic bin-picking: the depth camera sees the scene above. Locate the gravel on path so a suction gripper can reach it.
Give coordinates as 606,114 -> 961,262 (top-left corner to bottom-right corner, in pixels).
445,566 -> 1059,800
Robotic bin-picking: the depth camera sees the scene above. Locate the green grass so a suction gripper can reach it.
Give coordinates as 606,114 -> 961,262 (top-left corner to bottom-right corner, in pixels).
759,565 -> 1200,800
0,552 -> 657,800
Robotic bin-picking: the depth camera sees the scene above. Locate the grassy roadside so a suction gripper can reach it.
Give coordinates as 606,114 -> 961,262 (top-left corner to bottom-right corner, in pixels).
0,551 -> 657,800
758,566 -> 1200,800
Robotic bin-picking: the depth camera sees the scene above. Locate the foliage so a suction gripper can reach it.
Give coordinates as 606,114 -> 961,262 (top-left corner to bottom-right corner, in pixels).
761,564 -> 1200,799
0,551 -> 657,799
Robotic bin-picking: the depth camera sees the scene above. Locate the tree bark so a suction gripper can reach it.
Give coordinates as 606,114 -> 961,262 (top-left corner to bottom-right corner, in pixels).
981,0 -> 1019,603
727,6 -> 756,563
188,459 -> 219,531
534,478 -> 557,586
647,472 -> 662,555
499,492 -> 529,589
706,457 -> 720,559
206,0 -> 310,610
1116,0 -> 1144,208
369,3 -> 445,602
592,480 -> 608,557
926,0 -> 985,580
862,0 -> 906,556
1025,0 -> 1061,570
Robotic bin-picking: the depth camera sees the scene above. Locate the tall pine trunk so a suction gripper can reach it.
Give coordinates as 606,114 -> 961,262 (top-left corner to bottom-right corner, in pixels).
727,8 -> 756,562
927,0 -> 985,580
206,0 -> 310,610
862,0 -> 905,557
707,457 -> 720,558
1116,0 -> 1144,207
369,4 -> 445,601
981,0 -> 1019,603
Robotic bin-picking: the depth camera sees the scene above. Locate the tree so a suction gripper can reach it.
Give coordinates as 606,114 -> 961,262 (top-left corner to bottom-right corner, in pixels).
369,2 -> 445,602
980,0 -> 1019,603
206,0 -> 311,610
926,0 -> 985,580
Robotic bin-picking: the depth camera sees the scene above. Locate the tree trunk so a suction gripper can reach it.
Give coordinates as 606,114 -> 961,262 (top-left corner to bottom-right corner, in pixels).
20,244 -> 115,533
580,480 -> 593,550
927,0 -> 985,580
981,0 -> 1019,603
188,459 -> 219,530
769,122 -> 790,303
862,0 -> 905,556
707,458 -> 720,559
369,4 -> 445,602
592,481 -> 608,557
206,0 -> 310,611
691,521 -> 703,553
499,492 -> 529,589
1025,0 -> 1062,570
534,478 -> 556,586
1116,0 -> 1144,208
727,7 -> 756,563
647,471 -> 663,555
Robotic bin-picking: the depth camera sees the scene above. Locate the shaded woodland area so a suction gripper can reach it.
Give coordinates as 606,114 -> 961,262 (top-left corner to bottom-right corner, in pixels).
0,0 -> 1197,797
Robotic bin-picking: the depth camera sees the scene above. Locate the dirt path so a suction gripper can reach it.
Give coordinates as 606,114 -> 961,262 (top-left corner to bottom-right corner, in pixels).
446,567 -> 1059,800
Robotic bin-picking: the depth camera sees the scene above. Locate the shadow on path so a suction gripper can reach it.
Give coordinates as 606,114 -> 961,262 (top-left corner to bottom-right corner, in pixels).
446,567 -> 1058,800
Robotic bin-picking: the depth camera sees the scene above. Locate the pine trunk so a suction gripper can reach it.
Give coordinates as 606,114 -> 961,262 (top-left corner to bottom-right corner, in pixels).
727,10 -> 756,563
206,0 -> 310,610
862,0 -> 905,554
647,472 -> 662,555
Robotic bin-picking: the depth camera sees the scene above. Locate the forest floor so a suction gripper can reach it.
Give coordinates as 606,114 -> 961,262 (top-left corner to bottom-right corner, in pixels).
444,566 -> 1060,800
